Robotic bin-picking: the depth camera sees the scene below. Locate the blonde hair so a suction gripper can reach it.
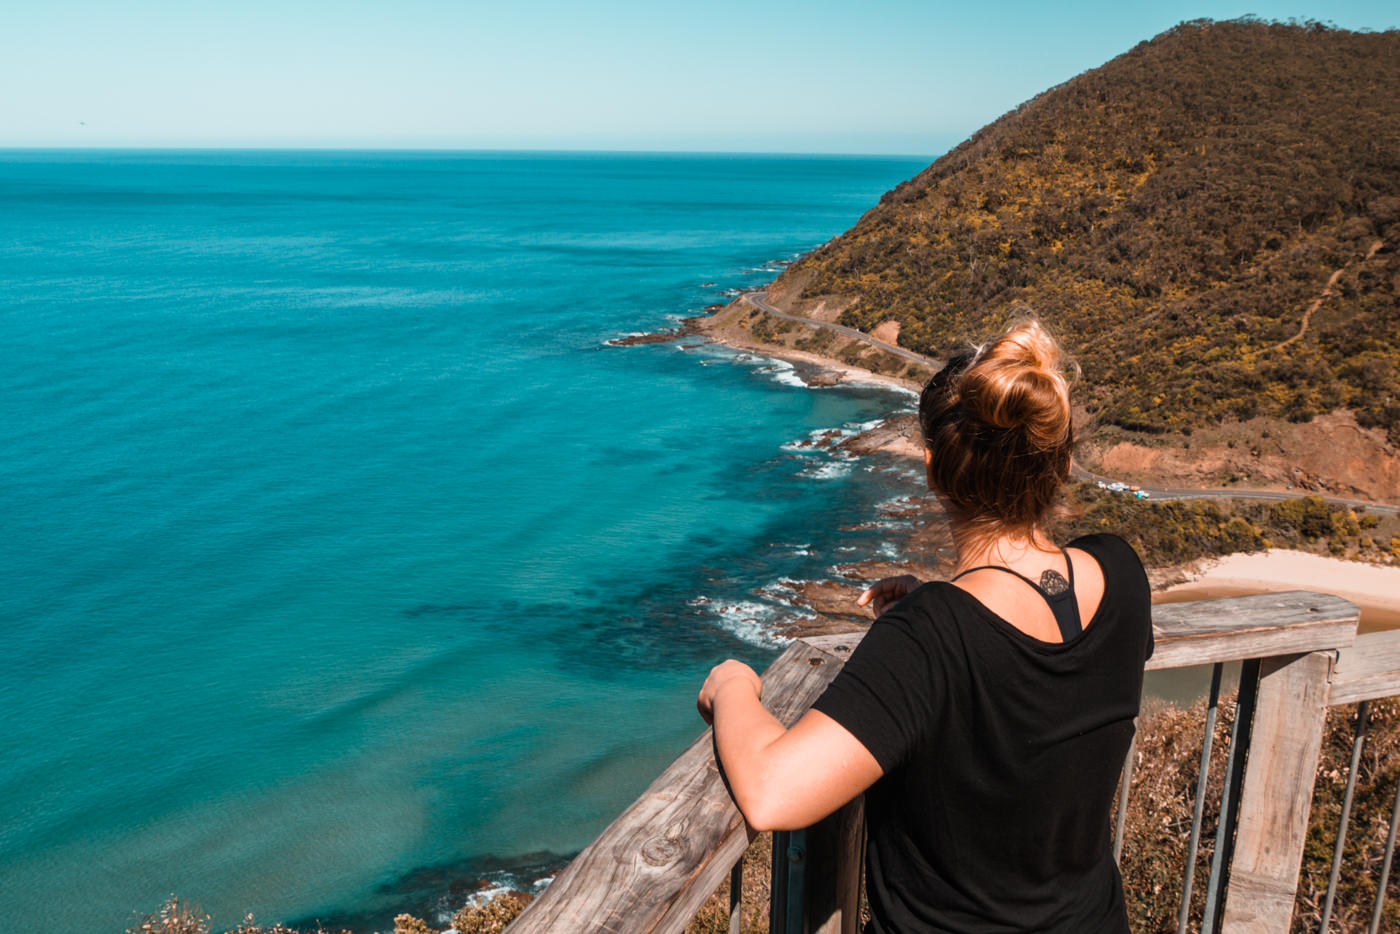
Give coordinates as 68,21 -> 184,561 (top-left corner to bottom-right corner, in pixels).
918,316 -> 1075,540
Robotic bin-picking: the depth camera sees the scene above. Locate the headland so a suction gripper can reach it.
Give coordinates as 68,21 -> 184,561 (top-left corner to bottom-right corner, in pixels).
618,284 -> 1400,641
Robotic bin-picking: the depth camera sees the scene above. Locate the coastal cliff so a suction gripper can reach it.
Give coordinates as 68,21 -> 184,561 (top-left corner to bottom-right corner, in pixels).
716,19 -> 1400,501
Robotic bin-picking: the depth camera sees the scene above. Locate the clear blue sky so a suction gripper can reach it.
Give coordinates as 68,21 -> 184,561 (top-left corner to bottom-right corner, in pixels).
2,0 -> 1395,154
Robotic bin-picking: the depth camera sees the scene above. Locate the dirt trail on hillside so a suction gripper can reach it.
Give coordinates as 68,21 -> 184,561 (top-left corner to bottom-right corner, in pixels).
1267,238 -> 1385,353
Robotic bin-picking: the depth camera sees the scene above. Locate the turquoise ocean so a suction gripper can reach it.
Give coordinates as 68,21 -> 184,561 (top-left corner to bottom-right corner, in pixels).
0,151 -> 932,932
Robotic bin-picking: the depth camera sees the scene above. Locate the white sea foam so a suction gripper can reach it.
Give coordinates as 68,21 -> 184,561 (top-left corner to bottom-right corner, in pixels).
447,868 -> 557,921
602,331 -> 650,346
877,494 -> 918,511
752,358 -> 808,389
842,378 -> 920,399
782,428 -> 837,453
799,461 -> 852,481
689,596 -> 790,647
462,883 -> 511,907
758,579 -> 822,615
760,577 -> 801,597
783,419 -> 877,453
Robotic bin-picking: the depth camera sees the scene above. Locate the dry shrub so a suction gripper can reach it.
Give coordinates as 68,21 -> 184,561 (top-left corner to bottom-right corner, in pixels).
126,896 -> 349,934
229,918 -> 298,934
1121,693 -> 1400,933
391,914 -> 434,934
228,916 -> 348,934
1118,696 -> 1235,931
450,891 -> 532,933
686,832 -> 773,934
1292,699 -> 1400,933
127,897 -> 211,934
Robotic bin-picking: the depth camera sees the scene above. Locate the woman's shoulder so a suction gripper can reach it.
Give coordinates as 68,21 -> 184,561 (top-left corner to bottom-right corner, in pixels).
1068,533 -> 1152,649
1066,532 -> 1145,571
867,580 -> 988,648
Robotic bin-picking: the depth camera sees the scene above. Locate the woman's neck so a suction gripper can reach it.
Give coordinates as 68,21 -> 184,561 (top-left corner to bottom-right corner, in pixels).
949,523 -> 1059,575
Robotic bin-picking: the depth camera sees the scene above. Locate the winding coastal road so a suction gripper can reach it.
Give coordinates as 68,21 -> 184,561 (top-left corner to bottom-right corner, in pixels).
740,290 -> 1400,516
742,290 -> 938,369
1067,464 -> 1400,516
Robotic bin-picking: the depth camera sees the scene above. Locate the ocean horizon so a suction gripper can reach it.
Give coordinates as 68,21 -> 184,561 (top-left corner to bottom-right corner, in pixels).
0,149 -> 931,933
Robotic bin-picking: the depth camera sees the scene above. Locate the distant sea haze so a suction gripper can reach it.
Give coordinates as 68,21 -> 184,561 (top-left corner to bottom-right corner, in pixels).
0,150 -> 929,933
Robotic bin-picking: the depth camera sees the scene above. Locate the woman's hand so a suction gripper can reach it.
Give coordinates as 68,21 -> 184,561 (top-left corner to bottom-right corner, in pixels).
697,659 -> 762,725
857,574 -> 923,617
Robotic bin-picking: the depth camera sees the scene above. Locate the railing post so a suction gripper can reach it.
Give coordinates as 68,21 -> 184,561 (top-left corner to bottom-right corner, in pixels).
769,798 -> 866,934
769,828 -> 805,934
1220,650 -> 1334,933
800,796 -> 866,934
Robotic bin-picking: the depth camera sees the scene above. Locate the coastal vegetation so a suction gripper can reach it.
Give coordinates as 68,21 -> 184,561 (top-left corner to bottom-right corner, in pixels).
775,19 -> 1400,444
1054,485 -> 1400,567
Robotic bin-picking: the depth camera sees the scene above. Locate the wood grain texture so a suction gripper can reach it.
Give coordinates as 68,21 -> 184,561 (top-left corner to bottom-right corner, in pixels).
507,641 -> 849,934
1145,592 -> 1357,671
1330,629 -> 1400,706
1221,651 -> 1334,933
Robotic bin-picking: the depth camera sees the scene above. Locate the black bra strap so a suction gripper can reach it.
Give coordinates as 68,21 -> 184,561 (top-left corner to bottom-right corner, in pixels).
951,550 -> 1083,641
952,563 -> 1037,587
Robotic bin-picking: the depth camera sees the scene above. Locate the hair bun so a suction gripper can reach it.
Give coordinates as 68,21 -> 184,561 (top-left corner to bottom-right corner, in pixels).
957,319 -> 1072,448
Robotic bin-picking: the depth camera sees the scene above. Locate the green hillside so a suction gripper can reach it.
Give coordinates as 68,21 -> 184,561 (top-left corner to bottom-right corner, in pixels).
782,19 -> 1400,442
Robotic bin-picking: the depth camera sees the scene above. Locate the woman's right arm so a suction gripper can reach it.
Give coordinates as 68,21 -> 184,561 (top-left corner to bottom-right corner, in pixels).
698,661 -> 884,831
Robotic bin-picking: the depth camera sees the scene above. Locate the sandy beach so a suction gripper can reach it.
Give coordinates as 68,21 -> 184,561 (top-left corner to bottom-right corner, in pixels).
1157,549 -> 1400,631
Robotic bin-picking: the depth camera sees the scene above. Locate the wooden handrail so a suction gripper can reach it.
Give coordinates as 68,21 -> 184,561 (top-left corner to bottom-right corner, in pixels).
508,592 -> 1364,934
1331,628 -> 1400,705
1146,590 -> 1357,670
507,639 -> 853,933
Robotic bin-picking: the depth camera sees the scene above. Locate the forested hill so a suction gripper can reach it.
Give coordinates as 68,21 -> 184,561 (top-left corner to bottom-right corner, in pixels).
782,19 -> 1400,442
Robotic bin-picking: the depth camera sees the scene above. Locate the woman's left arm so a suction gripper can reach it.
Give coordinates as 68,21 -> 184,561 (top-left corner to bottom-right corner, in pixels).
698,660 -> 884,832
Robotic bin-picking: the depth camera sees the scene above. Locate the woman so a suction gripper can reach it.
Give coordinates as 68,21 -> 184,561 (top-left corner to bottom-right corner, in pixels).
697,318 -> 1153,933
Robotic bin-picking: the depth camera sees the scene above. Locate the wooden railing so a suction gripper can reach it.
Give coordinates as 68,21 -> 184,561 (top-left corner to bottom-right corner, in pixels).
508,591 -> 1400,934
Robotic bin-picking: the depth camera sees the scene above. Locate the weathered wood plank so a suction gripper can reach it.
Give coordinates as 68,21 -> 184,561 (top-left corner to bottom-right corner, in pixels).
798,634 -> 860,658
1220,651 -> 1334,933
1146,592 -> 1357,671
508,640 -> 850,934
1330,629 -> 1400,706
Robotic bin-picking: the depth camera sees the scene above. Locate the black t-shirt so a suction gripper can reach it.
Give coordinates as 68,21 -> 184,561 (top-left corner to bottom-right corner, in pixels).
811,533 -> 1153,933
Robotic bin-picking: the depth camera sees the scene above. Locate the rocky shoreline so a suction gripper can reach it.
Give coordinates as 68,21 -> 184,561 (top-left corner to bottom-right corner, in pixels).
610,293 -> 1400,642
